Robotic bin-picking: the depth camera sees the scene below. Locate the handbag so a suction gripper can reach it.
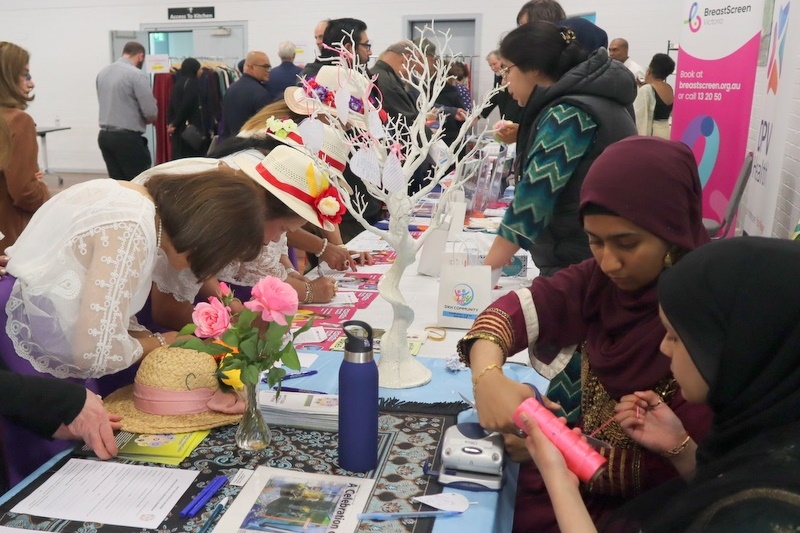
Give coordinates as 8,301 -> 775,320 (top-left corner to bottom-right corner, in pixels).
178,78 -> 207,151
180,123 -> 206,151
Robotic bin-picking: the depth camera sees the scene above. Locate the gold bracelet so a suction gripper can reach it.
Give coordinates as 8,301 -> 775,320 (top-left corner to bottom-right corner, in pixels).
662,434 -> 691,457
303,281 -> 314,304
472,363 -> 502,388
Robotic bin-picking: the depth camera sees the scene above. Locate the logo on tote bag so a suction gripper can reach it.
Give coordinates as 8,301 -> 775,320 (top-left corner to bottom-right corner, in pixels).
453,284 -> 475,306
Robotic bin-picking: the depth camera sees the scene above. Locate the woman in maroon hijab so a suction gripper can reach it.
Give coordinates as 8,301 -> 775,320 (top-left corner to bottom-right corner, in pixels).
456,136 -> 714,532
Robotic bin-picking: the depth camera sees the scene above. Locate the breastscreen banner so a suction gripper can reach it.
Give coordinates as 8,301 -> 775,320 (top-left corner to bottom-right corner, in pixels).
741,1 -> 798,236
671,0 -> 763,230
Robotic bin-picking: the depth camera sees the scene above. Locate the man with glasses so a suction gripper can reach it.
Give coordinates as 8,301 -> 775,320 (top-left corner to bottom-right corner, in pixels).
220,50 -> 272,139
299,18 -> 371,78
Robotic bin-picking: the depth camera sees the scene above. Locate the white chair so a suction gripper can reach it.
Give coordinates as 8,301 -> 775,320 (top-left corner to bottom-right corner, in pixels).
703,152 -> 754,239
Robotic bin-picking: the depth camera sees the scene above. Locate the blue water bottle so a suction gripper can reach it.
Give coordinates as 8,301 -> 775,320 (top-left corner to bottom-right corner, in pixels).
338,320 -> 378,472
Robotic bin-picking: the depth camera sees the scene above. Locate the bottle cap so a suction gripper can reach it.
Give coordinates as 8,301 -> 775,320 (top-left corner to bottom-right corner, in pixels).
343,320 -> 374,363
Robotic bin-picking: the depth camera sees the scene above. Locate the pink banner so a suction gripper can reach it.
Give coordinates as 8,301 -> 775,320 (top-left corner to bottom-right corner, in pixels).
671,1 -> 762,229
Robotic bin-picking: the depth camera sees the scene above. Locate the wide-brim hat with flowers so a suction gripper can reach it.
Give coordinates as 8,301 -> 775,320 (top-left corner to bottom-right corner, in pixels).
234,145 -> 346,232
285,65 -> 385,129
263,116 -> 353,195
104,347 -> 244,434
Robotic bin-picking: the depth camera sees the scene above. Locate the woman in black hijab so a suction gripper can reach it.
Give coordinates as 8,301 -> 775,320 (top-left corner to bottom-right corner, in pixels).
519,236 -> 800,532
167,57 -> 207,159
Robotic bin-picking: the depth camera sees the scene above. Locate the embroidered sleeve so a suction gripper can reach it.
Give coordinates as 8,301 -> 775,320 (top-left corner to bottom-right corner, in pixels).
9,222 -> 151,378
498,103 -> 597,249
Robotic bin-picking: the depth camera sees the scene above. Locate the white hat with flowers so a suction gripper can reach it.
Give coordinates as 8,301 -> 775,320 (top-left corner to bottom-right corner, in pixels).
263,116 -> 354,195
284,65 -> 387,129
234,145 -> 346,232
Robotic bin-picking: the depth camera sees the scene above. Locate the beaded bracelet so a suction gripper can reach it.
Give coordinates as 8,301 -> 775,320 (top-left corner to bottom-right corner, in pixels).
662,434 -> 692,457
150,332 -> 167,347
304,281 -> 314,303
315,238 -> 329,258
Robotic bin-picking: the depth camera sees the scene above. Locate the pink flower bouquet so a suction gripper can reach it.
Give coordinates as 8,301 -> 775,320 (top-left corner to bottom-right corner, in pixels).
173,278 -> 313,388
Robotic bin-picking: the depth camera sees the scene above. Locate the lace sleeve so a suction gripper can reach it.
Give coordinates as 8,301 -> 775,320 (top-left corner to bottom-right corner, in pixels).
151,249 -> 202,303
8,221 -> 154,378
217,239 -> 288,286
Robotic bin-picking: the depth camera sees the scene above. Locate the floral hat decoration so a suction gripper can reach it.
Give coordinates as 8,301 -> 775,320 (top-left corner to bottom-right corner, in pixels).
264,116 -> 354,195
234,146 -> 346,232
284,65 -> 388,129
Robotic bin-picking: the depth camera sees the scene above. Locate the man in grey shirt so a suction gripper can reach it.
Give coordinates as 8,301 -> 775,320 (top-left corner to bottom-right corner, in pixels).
96,41 -> 158,180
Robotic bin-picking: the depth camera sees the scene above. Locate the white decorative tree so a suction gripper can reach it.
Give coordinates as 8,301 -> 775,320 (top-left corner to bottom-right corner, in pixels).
301,28 -> 501,388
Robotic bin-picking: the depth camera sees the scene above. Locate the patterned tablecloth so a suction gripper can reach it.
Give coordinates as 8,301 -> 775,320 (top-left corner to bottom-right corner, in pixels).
0,411 -> 457,533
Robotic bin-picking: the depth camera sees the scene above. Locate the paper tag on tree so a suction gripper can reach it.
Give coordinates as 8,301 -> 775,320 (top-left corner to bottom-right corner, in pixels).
350,148 -> 382,186
367,109 -> 385,138
382,152 -> 405,193
334,86 -> 352,126
297,118 -> 325,155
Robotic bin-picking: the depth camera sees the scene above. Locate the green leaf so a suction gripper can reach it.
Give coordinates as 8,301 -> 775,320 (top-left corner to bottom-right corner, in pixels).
170,337 -> 215,354
292,318 -> 315,338
177,323 -> 197,336
205,343 -> 231,356
221,329 -> 239,347
280,346 -> 301,371
241,365 -> 260,387
239,336 -> 259,361
219,357 -> 244,370
265,366 -> 286,388
237,308 -> 258,330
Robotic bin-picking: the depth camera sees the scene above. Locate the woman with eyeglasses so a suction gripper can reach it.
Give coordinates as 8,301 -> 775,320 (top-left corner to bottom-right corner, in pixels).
483,22 -> 637,277
0,41 -> 50,251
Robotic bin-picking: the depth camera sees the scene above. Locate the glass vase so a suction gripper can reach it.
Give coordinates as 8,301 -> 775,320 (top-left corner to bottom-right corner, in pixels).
235,381 -> 271,451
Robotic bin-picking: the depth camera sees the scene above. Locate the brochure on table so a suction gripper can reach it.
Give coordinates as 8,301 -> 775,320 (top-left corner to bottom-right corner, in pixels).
212,465 -> 374,533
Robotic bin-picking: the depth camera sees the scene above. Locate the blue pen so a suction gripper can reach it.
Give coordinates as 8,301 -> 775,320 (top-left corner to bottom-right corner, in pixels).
183,475 -> 227,518
358,510 -> 461,521
197,496 -> 229,533
179,477 -> 217,517
274,386 -> 328,394
278,370 -> 319,381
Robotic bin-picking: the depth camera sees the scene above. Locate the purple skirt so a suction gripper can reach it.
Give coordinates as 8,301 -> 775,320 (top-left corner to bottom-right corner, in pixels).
0,274 -> 138,488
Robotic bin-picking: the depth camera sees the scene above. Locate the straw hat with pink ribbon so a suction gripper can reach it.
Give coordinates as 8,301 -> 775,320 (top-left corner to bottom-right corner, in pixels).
103,347 -> 245,434
234,145 -> 347,232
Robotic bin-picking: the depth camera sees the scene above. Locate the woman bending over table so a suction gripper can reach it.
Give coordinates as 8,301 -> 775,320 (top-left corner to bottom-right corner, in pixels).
0,166 -> 269,485
457,137 -> 713,532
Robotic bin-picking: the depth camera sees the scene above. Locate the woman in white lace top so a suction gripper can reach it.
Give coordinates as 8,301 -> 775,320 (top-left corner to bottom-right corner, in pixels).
0,165 -> 288,486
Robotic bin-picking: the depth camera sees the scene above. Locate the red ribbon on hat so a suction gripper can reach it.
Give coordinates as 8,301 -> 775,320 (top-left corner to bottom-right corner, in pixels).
254,161 -> 344,226
284,131 -> 346,172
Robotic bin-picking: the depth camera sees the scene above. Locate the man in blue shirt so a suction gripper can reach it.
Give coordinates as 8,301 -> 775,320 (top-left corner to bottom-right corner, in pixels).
266,41 -> 302,102
220,50 -> 272,138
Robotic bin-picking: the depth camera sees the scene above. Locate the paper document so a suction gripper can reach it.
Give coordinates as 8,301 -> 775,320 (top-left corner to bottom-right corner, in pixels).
11,458 -> 198,529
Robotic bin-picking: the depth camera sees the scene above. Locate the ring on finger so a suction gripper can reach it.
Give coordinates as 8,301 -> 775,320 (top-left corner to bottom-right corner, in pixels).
515,428 -> 526,439
651,400 -> 662,408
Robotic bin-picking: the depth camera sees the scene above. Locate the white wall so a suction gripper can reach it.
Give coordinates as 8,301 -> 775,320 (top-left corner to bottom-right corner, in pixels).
0,0 -> 680,173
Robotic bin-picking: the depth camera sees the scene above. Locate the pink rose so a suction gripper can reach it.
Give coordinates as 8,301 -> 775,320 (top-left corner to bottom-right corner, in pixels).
219,282 -> 231,297
192,297 -> 232,338
245,276 -> 298,325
